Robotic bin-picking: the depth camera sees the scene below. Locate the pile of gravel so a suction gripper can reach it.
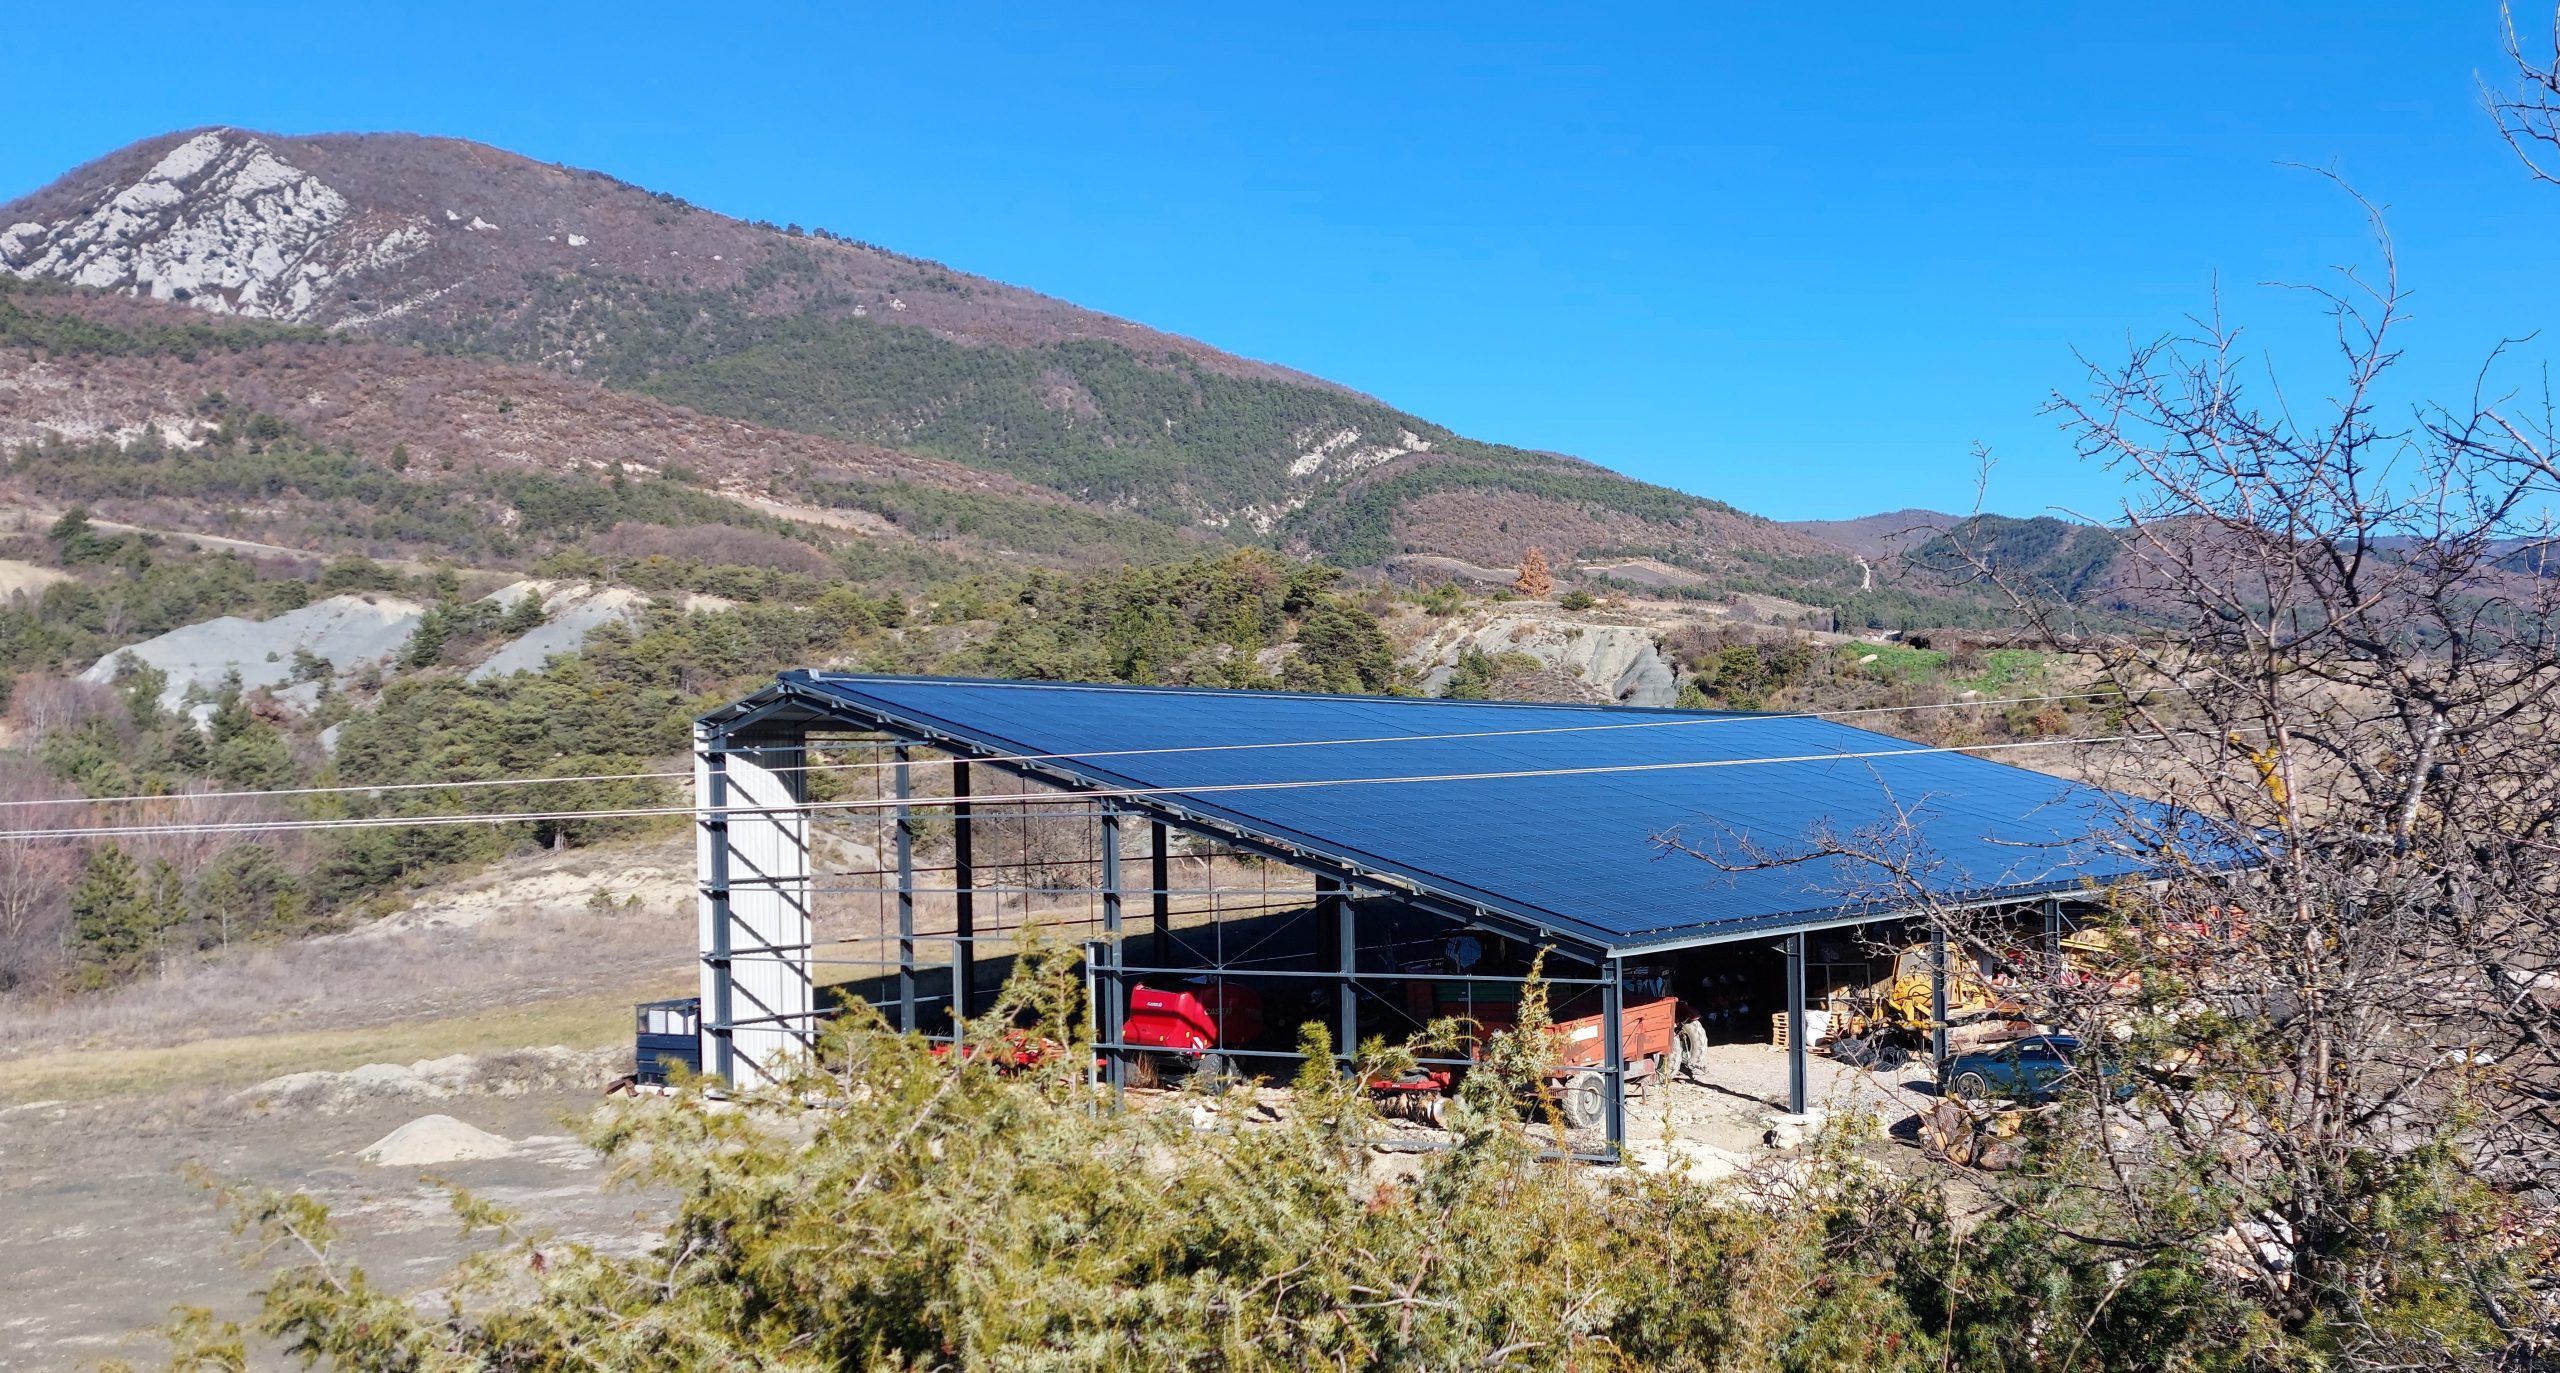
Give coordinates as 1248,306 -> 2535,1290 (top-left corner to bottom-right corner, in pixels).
360,1113 -> 519,1167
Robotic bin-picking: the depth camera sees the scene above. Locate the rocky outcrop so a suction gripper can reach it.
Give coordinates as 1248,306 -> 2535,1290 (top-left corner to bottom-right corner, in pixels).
1408,610 -> 1680,707
466,581 -> 658,682
2,130 -> 428,320
81,593 -> 425,708
79,581 -> 677,719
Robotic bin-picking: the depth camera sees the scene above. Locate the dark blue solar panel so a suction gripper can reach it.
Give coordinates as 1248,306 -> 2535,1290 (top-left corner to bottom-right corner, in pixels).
772,673 -> 2205,952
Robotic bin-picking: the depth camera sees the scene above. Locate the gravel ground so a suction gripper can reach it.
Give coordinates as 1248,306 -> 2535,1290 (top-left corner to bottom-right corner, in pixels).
0,1081 -> 661,1370
1133,1039 -> 1937,1175
1655,1041 -> 1937,1148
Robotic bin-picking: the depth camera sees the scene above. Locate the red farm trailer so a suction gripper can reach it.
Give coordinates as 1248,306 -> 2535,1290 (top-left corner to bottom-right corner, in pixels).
1370,990 -> 1708,1129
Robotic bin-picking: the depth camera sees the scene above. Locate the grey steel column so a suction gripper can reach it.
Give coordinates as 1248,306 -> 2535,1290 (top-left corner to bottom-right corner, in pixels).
1931,919 -> 1951,1076
2043,898 -> 2064,982
1602,955 -> 1626,1151
1785,932 -> 1807,1115
700,728 -> 735,1085
952,761 -> 973,1025
1099,804 -> 1125,1097
1326,877 -> 1356,1071
894,745 -> 915,1033
1150,820 -> 1171,966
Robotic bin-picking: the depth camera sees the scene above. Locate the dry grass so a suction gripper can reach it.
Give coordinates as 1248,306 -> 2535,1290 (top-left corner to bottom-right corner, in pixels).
0,831 -> 702,1062
0,836 -> 697,1105
0,987 -> 659,1102
0,905 -> 690,1060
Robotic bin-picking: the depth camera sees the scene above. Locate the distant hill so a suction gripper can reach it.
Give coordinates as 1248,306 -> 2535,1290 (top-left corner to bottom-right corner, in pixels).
1778,508 -> 2171,625
1914,512 -> 2129,604
0,127 -> 1857,585
1780,509 -> 1967,559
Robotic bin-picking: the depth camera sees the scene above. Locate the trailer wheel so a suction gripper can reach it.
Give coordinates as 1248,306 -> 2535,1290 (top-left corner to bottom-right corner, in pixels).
1660,1035 -> 1685,1083
1677,1020 -> 1710,1080
1559,1070 -> 1607,1130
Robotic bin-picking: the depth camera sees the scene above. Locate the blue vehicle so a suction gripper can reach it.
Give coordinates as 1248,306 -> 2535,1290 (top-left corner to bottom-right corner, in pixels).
1941,1034 -> 2107,1103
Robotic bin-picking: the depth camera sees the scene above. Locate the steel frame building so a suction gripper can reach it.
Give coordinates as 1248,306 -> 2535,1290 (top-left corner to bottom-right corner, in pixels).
695,671 -> 2190,1153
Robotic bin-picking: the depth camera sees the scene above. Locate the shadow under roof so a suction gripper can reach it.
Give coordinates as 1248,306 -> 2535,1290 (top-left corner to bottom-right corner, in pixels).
713,672 -> 2199,955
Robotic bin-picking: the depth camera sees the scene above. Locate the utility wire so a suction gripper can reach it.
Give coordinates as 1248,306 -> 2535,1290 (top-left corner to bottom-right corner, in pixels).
0,730 -> 2177,843
0,687 -> 2175,814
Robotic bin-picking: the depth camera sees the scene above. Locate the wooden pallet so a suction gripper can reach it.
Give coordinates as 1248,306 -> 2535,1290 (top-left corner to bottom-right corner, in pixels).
1770,1010 -> 1830,1050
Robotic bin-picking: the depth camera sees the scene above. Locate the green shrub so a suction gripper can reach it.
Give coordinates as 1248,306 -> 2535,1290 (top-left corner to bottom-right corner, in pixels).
140,944 -> 2515,1372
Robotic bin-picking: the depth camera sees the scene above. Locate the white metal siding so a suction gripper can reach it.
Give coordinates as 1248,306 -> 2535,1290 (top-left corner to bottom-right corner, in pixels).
696,724 -> 813,1088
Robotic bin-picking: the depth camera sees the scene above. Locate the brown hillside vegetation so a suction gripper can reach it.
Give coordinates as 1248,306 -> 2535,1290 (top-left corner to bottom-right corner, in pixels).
0,282 -> 1203,568
1388,483 -> 1852,572
1780,508 -> 1966,558
0,312 -> 1045,498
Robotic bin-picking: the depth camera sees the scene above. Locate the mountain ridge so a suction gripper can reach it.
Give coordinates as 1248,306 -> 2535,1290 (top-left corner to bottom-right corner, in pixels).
1,126 -> 1352,392
1,127 -> 1933,611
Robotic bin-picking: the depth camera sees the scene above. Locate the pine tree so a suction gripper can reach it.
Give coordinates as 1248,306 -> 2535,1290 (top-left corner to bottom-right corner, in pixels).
207,672 -> 254,743
46,506 -> 92,543
403,606 -> 449,668
68,843 -> 151,987
1515,547 -> 1554,598
211,725 -> 295,791
198,843 -> 303,946
166,720 -> 209,773
500,592 -> 548,635
115,658 -> 170,732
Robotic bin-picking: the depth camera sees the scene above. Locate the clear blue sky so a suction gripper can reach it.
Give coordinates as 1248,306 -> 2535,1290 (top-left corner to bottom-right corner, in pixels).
10,4 -> 2556,521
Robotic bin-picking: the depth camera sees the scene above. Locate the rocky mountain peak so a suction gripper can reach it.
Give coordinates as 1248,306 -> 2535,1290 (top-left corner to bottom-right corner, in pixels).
1,128 -> 429,322
0,127 -> 1349,388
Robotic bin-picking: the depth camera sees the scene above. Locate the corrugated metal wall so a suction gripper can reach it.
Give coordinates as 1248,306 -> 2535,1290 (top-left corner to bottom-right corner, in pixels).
696,724 -> 813,1087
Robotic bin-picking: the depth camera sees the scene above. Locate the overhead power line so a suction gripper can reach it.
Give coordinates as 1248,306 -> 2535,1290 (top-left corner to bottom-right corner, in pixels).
0,687 -> 2172,814
0,730 -> 2177,843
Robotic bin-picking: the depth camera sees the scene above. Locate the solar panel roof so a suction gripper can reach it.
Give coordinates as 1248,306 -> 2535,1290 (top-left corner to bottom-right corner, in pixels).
719,672 -> 2206,954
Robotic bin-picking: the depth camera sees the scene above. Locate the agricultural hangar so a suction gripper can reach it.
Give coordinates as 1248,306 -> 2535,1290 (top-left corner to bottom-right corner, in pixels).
683,671 -> 2197,1154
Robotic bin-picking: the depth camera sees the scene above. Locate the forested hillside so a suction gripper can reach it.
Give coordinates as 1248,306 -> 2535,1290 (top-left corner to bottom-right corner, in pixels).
0,515 -> 1409,997
1909,514 -> 2126,606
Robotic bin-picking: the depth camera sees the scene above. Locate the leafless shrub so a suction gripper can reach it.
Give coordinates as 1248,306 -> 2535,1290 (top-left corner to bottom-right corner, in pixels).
0,756 -> 82,993
1956,189 -> 2555,1354
2494,2 -> 2560,185
1665,186 -> 2560,1360
5,673 -> 116,739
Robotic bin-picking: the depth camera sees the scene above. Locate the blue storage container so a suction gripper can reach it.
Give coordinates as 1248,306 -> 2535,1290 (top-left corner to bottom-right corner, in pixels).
634,997 -> 702,1085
